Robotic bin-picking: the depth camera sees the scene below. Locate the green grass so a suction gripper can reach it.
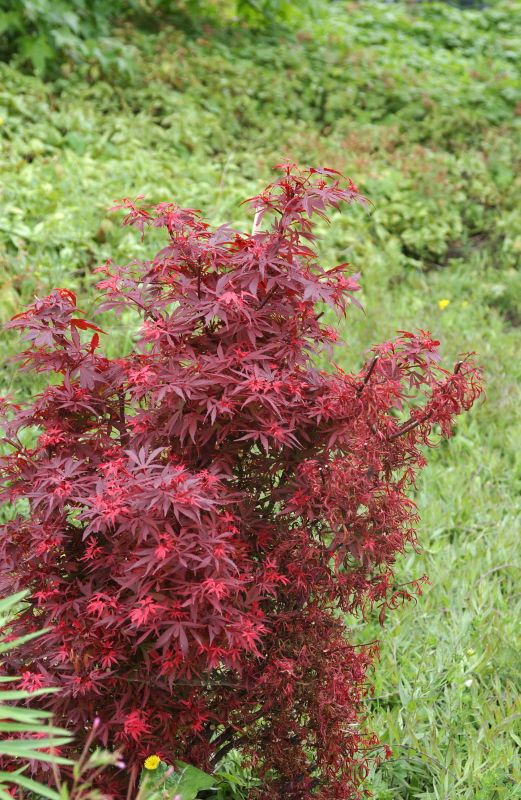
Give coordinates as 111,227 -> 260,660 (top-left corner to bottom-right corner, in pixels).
340,269 -> 521,798
1,1 -> 520,797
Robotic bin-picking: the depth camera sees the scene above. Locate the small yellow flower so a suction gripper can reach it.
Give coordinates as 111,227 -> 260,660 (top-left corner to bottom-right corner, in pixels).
466,648 -> 476,657
438,298 -> 451,310
144,754 -> 161,770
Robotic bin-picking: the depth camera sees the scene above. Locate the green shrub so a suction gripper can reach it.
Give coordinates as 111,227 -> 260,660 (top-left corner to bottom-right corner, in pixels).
0,0 -> 316,77
0,0 -> 134,76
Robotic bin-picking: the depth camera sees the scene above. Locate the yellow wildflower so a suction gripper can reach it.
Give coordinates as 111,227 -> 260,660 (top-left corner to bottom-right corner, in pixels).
144,754 -> 161,770
438,298 -> 450,310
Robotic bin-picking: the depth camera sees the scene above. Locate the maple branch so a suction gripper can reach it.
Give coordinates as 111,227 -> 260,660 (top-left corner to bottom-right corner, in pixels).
209,708 -> 266,767
125,675 -> 242,689
388,411 -> 433,440
117,391 -> 129,446
252,206 -> 263,235
258,286 -> 277,310
356,356 -> 379,395
210,734 -> 249,767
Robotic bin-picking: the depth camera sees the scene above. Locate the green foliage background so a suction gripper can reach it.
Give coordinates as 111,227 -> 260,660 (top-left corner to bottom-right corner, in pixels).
0,1 -> 520,798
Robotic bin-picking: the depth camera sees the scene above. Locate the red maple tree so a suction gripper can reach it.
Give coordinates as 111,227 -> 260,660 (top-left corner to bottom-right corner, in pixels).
0,165 -> 482,798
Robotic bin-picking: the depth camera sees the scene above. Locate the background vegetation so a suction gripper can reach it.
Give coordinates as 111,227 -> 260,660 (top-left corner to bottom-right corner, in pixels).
0,1 -> 520,798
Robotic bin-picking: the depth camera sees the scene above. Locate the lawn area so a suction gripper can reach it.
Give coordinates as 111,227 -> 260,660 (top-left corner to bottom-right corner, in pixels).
0,1 -> 520,798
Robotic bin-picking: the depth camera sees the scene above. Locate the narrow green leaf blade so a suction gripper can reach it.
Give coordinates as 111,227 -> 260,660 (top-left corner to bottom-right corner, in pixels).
0,770 -> 61,799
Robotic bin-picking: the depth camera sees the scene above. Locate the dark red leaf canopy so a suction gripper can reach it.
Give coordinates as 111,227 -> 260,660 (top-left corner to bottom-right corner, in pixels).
0,165 -> 482,799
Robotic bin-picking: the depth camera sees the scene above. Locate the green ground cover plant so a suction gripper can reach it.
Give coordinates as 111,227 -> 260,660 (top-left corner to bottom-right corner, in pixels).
0,1 -> 520,797
0,0 -> 312,77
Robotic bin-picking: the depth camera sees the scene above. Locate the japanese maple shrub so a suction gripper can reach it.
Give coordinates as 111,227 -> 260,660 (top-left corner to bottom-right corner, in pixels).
0,165 -> 482,799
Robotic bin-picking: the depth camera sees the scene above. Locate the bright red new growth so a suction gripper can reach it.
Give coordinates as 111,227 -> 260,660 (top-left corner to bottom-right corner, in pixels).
0,165 -> 481,799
